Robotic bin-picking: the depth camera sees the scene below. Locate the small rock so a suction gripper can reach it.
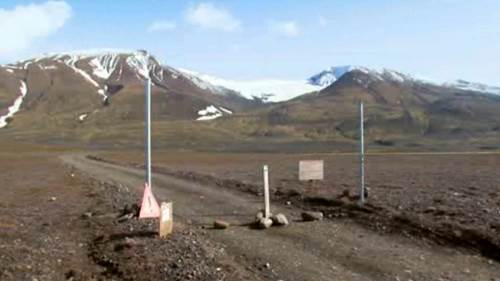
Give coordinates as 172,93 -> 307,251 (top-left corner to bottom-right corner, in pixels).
258,217 -> 273,229
286,201 -> 291,205
124,237 -> 142,247
49,197 -> 57,202
117,213 -> 134,222
301,211 -> 323,221
255,210 -> 272,221
265,262 -> 271,269
213,220 -> 230,229
255,211 -> 264,220
81,212 -> 92,219
271,213 -> 289,226
424,206 -> 437,213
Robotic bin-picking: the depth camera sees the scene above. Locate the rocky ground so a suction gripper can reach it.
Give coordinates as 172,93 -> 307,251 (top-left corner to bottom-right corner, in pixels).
2,146 -> 500,281
97,151 -> 500,262
0,150 -> 250,281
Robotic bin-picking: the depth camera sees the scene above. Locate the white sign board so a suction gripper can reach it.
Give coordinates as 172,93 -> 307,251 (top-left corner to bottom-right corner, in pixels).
299,160 -> 324,181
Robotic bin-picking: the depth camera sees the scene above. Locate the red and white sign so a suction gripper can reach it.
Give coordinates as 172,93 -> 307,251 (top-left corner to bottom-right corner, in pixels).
139,183 -> 160,218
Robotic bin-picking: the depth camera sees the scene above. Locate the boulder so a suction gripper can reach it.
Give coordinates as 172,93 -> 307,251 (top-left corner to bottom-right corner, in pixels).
301,211 -> 323,222
271,213 -> 289,226
213,220 -> 230,229
258,218 -> 273,229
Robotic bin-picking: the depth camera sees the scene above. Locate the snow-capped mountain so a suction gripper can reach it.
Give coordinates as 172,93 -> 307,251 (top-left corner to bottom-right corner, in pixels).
178,69 -> 323,102
178,65 -> 500,103
307,65 -> 500,95
2,50 -> 500,149
0,49 -> 253,128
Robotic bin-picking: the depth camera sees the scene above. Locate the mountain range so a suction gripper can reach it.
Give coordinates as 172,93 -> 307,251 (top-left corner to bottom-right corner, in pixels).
1,49 -> 499,151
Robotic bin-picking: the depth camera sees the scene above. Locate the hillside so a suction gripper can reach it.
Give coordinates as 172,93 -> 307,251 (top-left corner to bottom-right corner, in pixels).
1,51 -> 500,151
210,68 -> 500,151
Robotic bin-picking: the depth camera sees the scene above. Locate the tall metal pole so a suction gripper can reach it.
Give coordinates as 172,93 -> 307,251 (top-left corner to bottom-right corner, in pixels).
145,76 -> 152,187
359,102 -> 365,204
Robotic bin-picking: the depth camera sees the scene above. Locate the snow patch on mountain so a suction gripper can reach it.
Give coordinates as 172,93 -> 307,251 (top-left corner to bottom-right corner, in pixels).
89,54 -> 120,79
0,80 -> 28,128
197,105 -> 232,121
126,50 -> 152,79
179,69 -> 322,102
79,113 -> 88,121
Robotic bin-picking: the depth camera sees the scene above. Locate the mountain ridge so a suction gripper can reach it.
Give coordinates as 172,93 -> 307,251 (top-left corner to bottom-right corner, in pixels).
1,49 -> 500,151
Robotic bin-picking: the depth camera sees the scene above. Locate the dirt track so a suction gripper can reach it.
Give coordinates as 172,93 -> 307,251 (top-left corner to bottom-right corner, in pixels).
62,154 -> 500,281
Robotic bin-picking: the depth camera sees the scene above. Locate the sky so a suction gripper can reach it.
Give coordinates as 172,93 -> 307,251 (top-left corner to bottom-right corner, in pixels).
0,0 -> 499,85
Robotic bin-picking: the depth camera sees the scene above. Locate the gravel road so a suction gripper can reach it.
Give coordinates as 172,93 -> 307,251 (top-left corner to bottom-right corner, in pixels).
62,154 -> 500,281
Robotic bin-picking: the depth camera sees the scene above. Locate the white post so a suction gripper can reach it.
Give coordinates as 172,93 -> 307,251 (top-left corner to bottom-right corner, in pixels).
359,102 -> 365,204
263,165 -> 270,218
145,75 -> 152,187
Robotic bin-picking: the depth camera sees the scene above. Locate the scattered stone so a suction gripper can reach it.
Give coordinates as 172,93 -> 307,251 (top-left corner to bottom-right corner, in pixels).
258,217 -> 273,229
271,213 -> 289,226
424,206 -> 437,213
49,197 -> 57,202
124,237 -> 143,247
81,212 -> 93,219
255,211 -> 264,221
213,220 -> 230,229
121,203 -> 140,217
301,211 -> 323,221
255,210 -> 272,221
117,213 -> 134,222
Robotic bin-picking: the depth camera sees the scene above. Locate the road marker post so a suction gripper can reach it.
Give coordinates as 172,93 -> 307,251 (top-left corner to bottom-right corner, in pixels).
139,75 -> 161,219
359,102 -> 366,205
263,165 -> 271,219
159,202 -> 173,237
138,56 -> 173,237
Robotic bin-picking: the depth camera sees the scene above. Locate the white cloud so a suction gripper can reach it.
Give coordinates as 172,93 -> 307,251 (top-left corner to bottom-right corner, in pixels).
148,20 -> 176,32
185,2 -> 240,32
270,20 -> 300,37
0,1 -> 72,56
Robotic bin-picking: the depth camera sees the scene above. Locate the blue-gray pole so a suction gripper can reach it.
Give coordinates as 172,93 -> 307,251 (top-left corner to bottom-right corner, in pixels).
359,102 -> 365,204
145,76 -> 152,187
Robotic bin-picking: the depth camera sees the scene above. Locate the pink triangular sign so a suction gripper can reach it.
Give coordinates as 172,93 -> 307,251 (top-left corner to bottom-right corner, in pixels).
139,183 -> 160,218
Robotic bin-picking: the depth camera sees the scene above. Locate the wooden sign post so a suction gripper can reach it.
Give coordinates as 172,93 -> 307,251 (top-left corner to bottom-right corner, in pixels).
159,202 -> 173,237
263,165 -> 271,219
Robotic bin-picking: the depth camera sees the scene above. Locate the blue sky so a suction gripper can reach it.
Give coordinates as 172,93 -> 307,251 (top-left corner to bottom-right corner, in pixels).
0,0 -> 499,84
